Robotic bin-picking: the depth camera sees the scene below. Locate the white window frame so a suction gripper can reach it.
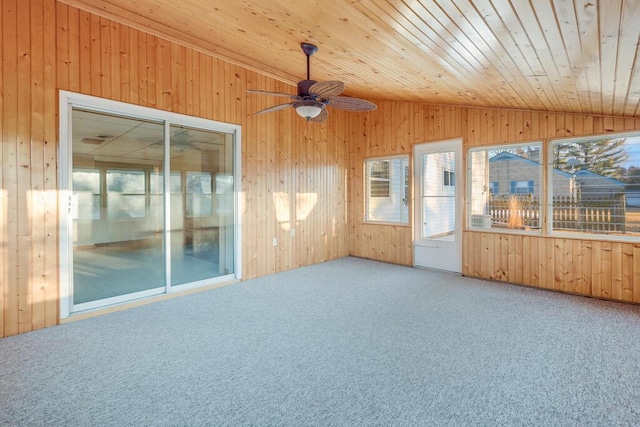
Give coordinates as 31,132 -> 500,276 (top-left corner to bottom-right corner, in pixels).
466,142 -> 543,234
443,169 -> 455,187
364,154 -> 410,224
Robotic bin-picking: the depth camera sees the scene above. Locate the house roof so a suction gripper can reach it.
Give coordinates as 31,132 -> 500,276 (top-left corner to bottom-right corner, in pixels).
59,0 -> 640,118
489,151 -> 573,178
574,170 -> 626,187
489,151 -> 626,185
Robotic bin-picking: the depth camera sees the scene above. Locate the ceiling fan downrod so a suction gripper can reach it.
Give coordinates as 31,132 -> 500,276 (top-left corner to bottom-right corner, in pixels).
301,43 -> 318,81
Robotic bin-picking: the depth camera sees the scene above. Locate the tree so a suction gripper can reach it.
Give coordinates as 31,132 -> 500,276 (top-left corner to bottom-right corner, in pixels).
489,146 -> 539,161
553,142 -> 573,171
555,138 -> 628,178
623,165 -> 640,191
490,147 -> 526,157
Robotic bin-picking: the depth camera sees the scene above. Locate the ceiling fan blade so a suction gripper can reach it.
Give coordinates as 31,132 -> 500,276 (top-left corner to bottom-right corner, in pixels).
328,96 -> 377,112
247,89 -> 298,99
310,108 -> 329,123
309,81 -> 345,98
254,103 -> 293,116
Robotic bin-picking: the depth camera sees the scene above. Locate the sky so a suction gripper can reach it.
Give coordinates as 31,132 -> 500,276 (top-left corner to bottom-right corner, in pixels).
623,135 -> 640,168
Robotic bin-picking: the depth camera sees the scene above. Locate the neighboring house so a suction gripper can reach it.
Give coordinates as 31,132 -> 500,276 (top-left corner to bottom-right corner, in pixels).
489,152 -> 574,198
367,157 -> 409,223
423,151 -> 456,237
574,170 -> 626,199
626,191 -> 640,207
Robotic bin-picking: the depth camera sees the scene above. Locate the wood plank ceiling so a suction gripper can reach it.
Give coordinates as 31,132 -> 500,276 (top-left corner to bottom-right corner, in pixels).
59,0 -> 640,117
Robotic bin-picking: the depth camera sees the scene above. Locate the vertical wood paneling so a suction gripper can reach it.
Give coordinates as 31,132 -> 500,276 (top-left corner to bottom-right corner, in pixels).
581,240 -> 592,295
67,5 -> 78,92
462,233 -> 640,303
30,0 -> 46,331
129,26 -> 139,104
536,235 -> 546,287
43,0 -> 57,327
136,28 -> 146,106
0,0 -> 7,337
99,16 -> 110,99
17,0 -> 33,334
4,0 -> 19,336
89,12 -> 100,95
146,33 -> 156,108
55,1 -> 68,91
529,235 -> 539,286
0,0 -> 351,337
571,239 -> 582,294
622,243 -> 633,301
78,9 -> 90,93
612,243 -> 623,300
110,20 -> 120,101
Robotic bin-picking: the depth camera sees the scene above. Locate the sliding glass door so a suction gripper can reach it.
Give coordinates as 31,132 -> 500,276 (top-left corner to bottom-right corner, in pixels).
71,112 -> 166,306
168,124 -> 235,286
60,92 -> 240,315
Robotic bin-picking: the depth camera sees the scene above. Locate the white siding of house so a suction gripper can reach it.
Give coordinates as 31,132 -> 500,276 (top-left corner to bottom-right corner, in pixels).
423,152 -> 455,237
367,157 -> 408,223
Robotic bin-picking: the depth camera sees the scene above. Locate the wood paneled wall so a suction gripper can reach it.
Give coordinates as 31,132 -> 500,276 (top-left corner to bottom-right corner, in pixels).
464,232 -> 640,303
0,0 -> 349,338
348,102 -> 640,303
347,102 -> 465,265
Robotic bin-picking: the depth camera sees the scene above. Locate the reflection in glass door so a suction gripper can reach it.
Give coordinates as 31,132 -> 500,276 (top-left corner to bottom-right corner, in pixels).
63,96 -> 239,315
72,110 -> 165,307
169,125 -> 235,286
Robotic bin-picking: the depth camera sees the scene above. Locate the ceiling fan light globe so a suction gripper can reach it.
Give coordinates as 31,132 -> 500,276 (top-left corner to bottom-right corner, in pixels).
295,105 -> 323,120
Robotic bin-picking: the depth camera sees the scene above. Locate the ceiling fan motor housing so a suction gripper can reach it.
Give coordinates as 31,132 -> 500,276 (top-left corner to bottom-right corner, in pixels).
297,80 -> 319,97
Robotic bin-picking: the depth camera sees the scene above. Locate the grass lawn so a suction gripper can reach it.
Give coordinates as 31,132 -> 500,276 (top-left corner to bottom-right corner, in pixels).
625,208 -> 640,233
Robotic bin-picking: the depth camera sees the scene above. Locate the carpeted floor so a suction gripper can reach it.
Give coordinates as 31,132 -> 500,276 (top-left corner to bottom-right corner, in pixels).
1,257 -> 640,426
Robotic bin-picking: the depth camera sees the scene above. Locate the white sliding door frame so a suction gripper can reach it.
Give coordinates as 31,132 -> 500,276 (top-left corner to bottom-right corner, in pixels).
58,91 -> 242,318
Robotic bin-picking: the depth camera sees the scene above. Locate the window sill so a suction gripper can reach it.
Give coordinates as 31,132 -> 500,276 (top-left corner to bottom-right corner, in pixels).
363,221 -> 411,227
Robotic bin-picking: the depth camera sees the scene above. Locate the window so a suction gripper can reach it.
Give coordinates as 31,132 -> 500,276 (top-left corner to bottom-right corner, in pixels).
150,170 -> 182,216
365,155 -> 409,223
186,172 -> 213,217
369,160 -> 390,198
510,180 -> 534,194
443,170 -> 455,187
550,132 -> 640,236
72,168 -> 101,220
468,143 -> 542,231
489,182 -> 499,194
106,169 -> 146,218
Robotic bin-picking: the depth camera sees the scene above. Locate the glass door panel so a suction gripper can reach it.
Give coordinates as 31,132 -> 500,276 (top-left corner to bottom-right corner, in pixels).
422,151 -> 456,240
169,125 -> 235,286
71,109 -> 165,306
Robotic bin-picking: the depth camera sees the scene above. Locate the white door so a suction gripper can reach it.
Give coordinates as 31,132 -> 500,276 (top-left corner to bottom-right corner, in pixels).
413,139 -> 463,272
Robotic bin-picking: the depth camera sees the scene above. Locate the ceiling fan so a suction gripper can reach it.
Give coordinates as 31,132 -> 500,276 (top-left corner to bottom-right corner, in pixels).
138,130 -> 203,152
248,43 -> 377,123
